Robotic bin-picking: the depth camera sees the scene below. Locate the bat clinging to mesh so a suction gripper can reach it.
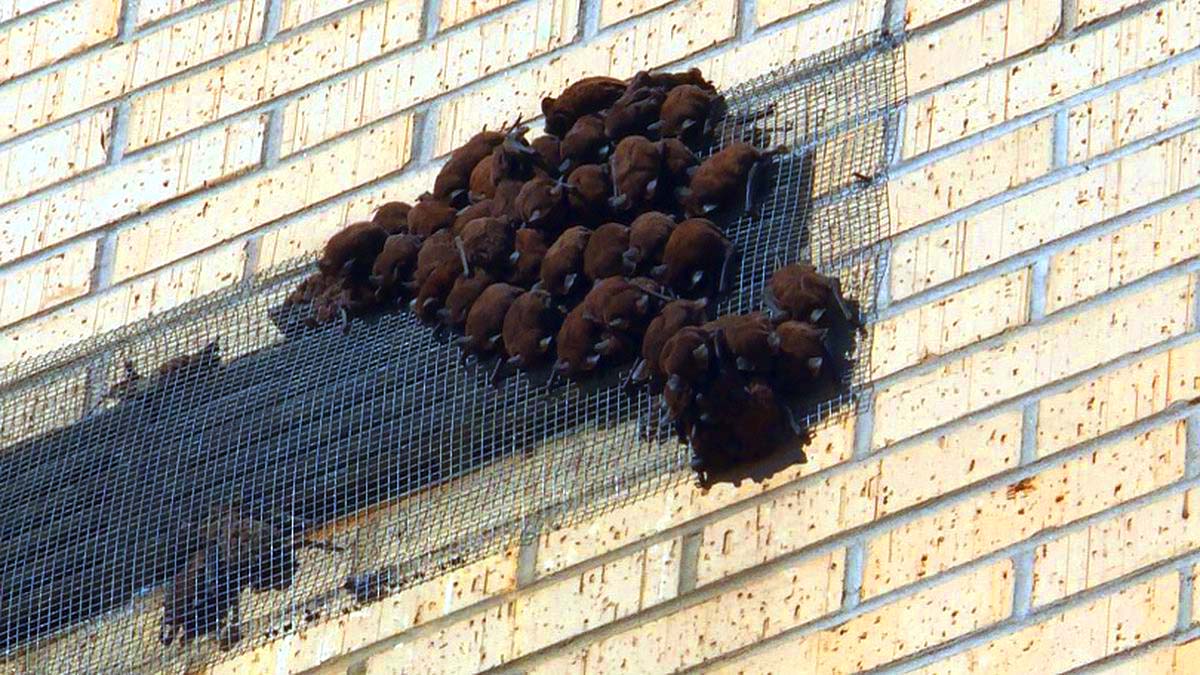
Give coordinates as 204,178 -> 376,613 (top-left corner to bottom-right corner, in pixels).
608,135 -> 662,213
371,234 -> 422,302
682,142 -> 786,217
583,222 -> 630,282
491,179 -> 524,222
460,282 -> 524,357
285,273 -> 334,306
772,320 -> 828,396
508,228 -> 547,286
414,230 -> 459,287
553,304 -> 603,379
604,83 -> 666,140
565,163 -> 611,225
658,137 -> 699,191
765,263 -> 850,324
585,276 -> 669,334
631,297 -> 707,387
407,194 -> 458,238
542,76 -> 627,136
411,261 -> 462,322
308,279 -> 376,332
453,199 -> 494,236
502,289 -> 560,369
319,221 -> 389,280
441,271 -> 494,329
158,339 -> 222,380
632,68 -> 716,93
656,217 -> 735,296
456,217 -> 515,277
468,155 -> 497,201
624,211 -> 675,274
540,226 -> 591,297
490,124 -> 545,185
658,84 -> 722,141
704,312 -> 777,373
515,177 -> 569,234
433,129 -> 505,202
161,544 -> 242,649
372,201 -> 411,234
531,134 -> 562,174
559,115 -> 610,172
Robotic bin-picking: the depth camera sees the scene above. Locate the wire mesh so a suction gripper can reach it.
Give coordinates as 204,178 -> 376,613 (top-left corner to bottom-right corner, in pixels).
0,31 -> 905,674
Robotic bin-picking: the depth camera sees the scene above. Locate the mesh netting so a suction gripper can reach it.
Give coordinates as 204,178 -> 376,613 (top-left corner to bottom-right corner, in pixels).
0,32 -> 904,673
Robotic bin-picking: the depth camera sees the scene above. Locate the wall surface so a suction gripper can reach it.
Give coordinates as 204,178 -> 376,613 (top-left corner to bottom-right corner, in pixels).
2,0 -> 1199,672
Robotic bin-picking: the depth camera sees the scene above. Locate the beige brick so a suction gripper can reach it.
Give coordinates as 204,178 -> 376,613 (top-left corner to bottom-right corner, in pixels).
891,118 -> 1053,235
876,272 -> 1194,448
863,421 -> 1187,598
138,0 -> 568,151
695,411 -> 1021,585
511,539 -> 679,656
0,0 -> 266,143
915,573 -> 1179,675
111,114 -> 414,282
1032,489 -> 1200,607
710,561 -> 1014,675
890,124 -> 1200,301
1076,0 -> 1150,27
1037,339 -> 1200,458
755,0 -> 826,29
0,243 -> 244,367
1092,640 -> 1200,675
0,0 -> 119,81
433,0 -> 740,156
440,0 -> 520,29
0,240 -> 95,328
1008,0 -> 1198,119
528,550 -> 845,675
872,268 -> 1031,378
136,0 -> 211,26
905,0 -> 1059,95
904,0 -> 985,29
902,0 -> 1199,158
535,415 -> 855,577
0,0 -> 56,23
1047,199 -> 1200,313
1069,62 -> 1200,162
0,106 -> 111,205
0,114 -> 264,266
278,0 -> 381,31
366,602 -> 516,675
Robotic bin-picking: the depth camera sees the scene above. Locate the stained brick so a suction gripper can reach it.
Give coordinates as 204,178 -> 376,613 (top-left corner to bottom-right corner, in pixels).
695,412 -> 1022,585
527,551 -> 845,674
915,573 -> 1179,674
1036,338 -> 1200,458
0,0 -> 57,23
1031,490 -> 1200,606
1090,640 -> 1200,674
872,268 -> 1031,378
440,0 -> 521,29
0,0 -> 120,81
0,240 -> 95,328
904,0 -> 985,29
890,118 -> 1054,235
905,0 -> 1059,95
111,114 -> 414,282
136,0 -> 212,26
0,114 -> 264,266
0,0 -> 267,143
889,126 -> 1200,302
1075,0 -> 1152,27
710,561 -> 1014,675
863,421 -> 1187,598
0,106 -> 111,205
755,0 -> 827,29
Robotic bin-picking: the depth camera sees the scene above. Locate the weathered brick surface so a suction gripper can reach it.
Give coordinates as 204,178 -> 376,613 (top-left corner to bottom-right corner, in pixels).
903,0 -> 985,29
0,0 -> 120,81
0,239 -> 95,328
135,0 -> 213,27
0,106 -> 112,205
912,572 -> 1180,674
755,0 -> 827,28
1091,639 -> 1200,674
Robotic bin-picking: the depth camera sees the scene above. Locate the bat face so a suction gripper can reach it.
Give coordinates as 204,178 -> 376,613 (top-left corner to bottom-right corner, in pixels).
408,196 -> 458,238
319,221 -> 389,280
704,312 -> 775,373
541,76 -> 627,136
767,263 -> 837,323
372,201 -> 412,234
609,136 -> 662,212
659,85 -> 719,140
583,223 -> 631,282
772,320 -> 828,393
540,226 -> 591,296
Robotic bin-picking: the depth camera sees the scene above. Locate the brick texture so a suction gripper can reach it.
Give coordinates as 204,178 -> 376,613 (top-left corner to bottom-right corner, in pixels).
3,0 -> 1200,673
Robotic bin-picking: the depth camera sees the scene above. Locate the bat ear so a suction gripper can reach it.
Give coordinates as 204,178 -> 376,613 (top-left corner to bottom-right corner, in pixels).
807,357 -> 823,376
585,354 -> 601,368
539,335 -> 553,352
692,343 -> 709,363
541,97 -> 556,114
809,308 -> 825,323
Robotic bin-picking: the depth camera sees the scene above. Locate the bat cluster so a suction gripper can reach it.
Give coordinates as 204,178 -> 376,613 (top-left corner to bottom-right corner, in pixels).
281,67 -> 853,483
160,500 -> 341,650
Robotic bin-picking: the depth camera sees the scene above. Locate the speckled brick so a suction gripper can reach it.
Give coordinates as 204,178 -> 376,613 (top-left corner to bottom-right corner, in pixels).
904,0 -> 987,29
871,268 -> 1031,379
890,118 -> 1054,235
863,421 -> 1187,598
889,125 -> 1200,302
1046,198 -> 1200,313
136,0 -> 212,26
366,602 -> 517,675
905,0 -> 1059,96
440,0 -> 521,29
695,411 -> 1022,585
529,550 -> 845,674
0,114 -> 265,266
0,0 -> 266,143
755,0 -> 826,29
1031,490 -> 1200,607
1036,338 -> 1200,458
1075,0 -> 1152,27
0,0 -> 119,82
913,573 -> 1179,674
111,114 -> 413,282
709,561 -> 1014,674
0,106 -> 111,205
0,239 -> 95,328
0,0 -> 57,23
1090,639 -> 1200,674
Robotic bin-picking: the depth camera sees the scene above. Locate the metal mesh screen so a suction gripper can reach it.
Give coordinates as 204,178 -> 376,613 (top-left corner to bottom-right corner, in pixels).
0,32 -> 904,674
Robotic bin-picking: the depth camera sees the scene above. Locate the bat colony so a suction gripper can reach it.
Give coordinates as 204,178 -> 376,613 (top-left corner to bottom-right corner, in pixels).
155,66 -> 857,650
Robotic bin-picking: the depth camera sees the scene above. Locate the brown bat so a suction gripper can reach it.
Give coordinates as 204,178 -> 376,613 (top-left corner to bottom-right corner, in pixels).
542,76 -> 627,136
407,193 -> 459,238
608,135 -> 662,213
553,303 -> 603,379
489,123 -> 545,185
540,225 -> 591,296
371,233 -> 422,302
460,282 -> 524,356
559,115 -> 610,172
433,129 -> 505,202
630,68 -> 716,93
531,134 -> 563,174
656,217 -> 735,295
658,137 -> 699,191
453,199 -> 494,236
491,179 -> 525,221
682,142 -> 786,216
658,84 -> 722,141
456,217 -> 514,276
502,289 -> 560,369
412,261 -> 462,321
704,312 -> 777,373
604,83 -> 666,140
468,154 -> 497,201
624,211 -> 675,274
508,228 -> 547,287
582,222 -> 631,282
515,177 -> 569,234
372,201 -> 411,234
414,229 -> 459,287
319,221 -> 388,280
308,278 -> 376,332
631,297 -> 707,386
441,271 -> 494,329
565,163 -> 611,226
765,263 -> 849,324
285,272 -> 334,306
772,320 -> 828,395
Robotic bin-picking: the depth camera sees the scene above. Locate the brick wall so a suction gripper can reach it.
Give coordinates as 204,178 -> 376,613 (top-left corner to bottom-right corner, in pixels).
2,0 -> 1198,672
